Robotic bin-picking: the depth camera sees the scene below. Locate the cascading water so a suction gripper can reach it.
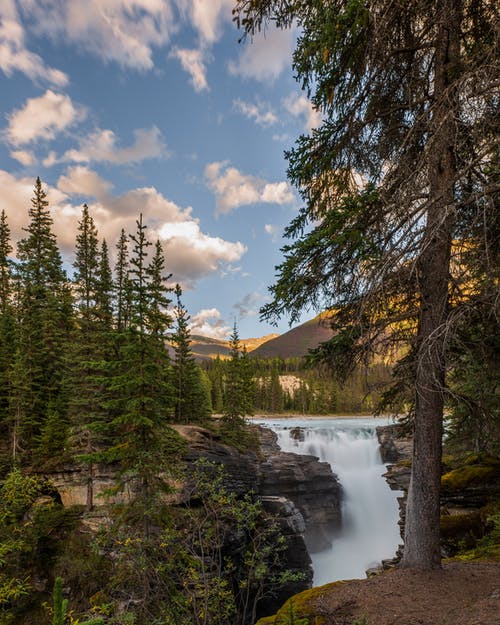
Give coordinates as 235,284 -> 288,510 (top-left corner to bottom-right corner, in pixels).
256,417 -> 403,586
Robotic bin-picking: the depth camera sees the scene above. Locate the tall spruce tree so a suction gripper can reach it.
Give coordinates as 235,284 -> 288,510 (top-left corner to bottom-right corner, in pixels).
114,229 -> 130,332
0,210 -> 16,464
221,323 -> 248,434
234,0 -> 498,569
171,284 -> 211,424
14,178 -> 72,464
67,208 -> 113,507
105,216 -> 175,536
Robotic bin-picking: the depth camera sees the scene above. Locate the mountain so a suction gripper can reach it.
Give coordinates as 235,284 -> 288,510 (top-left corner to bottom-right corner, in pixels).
188,333 -> 280,361
250,315 -> 334,359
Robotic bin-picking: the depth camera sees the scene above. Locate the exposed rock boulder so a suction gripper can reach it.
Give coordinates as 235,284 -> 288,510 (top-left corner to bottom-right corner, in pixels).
257,496 -> 313,620
376,424 -> 413,556
258,426 -> 342,527
376,424 -> 413,464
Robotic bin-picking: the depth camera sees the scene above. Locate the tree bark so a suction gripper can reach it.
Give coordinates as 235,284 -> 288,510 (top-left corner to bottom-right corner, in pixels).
401,0 -> 461,569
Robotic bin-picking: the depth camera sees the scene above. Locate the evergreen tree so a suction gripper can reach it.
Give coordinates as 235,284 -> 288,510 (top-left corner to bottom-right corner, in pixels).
171,284 -> 211,424
67,209 -> 113,507
269,361 -> 283,413
114,229 -> 130,332
105,215 -> 175,536
73,205 -> 99,317
0,210 -> 16,466
221,323 -> 248,434
15,178 -> 72,464
95,240 -> 114,331
234,0 -> 498,568
147,239 -> 173,339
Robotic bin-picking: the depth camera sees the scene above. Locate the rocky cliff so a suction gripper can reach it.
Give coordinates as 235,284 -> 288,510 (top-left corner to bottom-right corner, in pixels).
45,423 -> 345,620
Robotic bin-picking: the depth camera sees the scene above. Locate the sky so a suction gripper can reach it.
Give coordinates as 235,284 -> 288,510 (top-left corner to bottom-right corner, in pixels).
0,0 -> 321,340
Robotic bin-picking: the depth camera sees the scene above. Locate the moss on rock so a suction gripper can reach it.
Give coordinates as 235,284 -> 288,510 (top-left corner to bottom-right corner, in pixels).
255,580 -> 353,625
441,464 -> 499,491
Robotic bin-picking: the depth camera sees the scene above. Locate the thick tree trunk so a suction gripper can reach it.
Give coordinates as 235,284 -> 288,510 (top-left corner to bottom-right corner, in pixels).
401,0 -> 461,569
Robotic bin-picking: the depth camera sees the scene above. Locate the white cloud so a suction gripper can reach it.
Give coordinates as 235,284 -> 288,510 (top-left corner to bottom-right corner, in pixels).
177,0 -> 233,45
170,47 -> 209,92
189,308 -> 231,340
10,149 -> 35,166
228,26 -> 294,83
58,126 -> 167,165
205,161 -> 294,215
0,0 -> 68,86
233,99 -> 277,127
57,166 -> 114,199
0,167 -> 247,287
283,93 -> 322,131
261,181 -> 294,204
5,90 -> 85,146
264,223 -> 280,241
17,0 -> 175,71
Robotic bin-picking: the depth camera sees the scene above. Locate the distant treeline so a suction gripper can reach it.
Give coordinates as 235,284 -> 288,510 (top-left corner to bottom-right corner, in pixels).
204,356 -> 393,415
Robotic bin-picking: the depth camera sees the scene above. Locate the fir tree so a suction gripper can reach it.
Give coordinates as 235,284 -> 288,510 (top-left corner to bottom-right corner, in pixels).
114,229 -> 130,332
15,178 -> 72,463
105,215 -> 175,536
0,210 -> 16,464
67,209 -> 112,506
171,284 -> 211,424
221,323 -> 247,433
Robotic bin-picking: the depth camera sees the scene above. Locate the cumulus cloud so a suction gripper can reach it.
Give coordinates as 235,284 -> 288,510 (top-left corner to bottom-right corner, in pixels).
10,149 -> 35,166
283,93 -> 322,131
0,167 -> 246,286
205,161 -> 294,215
57,166 -> 114,199
5,90 -> 86,146
58,126 -> 167,165
233,99 -> 277,127
189,308 -> 231,340
170,47 -> 209,92
228,26 -> 294,83
233,292 -> 260,318
16,0 -> 175,71
0,0 -> 68,86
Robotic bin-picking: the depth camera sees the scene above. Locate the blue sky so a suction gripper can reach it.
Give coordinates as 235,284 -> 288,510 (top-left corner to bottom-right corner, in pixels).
0,1 -> 320,339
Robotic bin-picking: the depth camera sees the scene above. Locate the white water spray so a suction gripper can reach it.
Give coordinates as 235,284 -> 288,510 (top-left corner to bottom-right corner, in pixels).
258,417 -> 403,586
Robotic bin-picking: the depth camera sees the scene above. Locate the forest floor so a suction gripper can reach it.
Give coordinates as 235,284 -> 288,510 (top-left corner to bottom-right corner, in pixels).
306,560 -> 500,625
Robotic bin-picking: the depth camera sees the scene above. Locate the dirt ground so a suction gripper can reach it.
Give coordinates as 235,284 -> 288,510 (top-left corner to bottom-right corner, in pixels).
310,561 -> 500,625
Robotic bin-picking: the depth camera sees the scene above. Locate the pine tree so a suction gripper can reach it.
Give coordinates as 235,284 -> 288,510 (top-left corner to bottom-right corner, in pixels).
235,0 -> 498,568
114,229 -> 130,332
95,240 -> 114,331
221,323 -> 248,435
171,284 -> 211,424
15,178 -> 72,464
67,209 -> 113,507
0,210 -> 16,464
105,215 -> 176,536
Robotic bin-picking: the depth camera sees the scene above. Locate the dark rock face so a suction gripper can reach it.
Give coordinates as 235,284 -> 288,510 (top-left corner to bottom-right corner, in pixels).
258,426 -> 342,527
376,424 -> 413,559
257,496 -> 313,620
175,424 -> 260,496
376,424 -> 413,464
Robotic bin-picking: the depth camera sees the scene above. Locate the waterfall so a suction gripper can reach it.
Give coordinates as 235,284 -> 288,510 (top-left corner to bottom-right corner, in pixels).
258,417 -> 403,586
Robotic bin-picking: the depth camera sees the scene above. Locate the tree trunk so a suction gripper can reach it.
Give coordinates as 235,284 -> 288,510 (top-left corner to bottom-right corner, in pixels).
401,0 -> 461,569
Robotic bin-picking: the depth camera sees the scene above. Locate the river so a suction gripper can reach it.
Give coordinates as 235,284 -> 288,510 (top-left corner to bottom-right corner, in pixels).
253,416 -> 403,586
